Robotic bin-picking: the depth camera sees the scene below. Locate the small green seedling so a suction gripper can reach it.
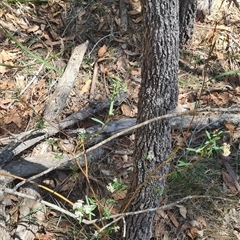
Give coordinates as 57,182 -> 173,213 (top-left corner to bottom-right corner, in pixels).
91,117 -> 105,126
73,196 -> 97,223
187,130 -> 224,157
178,160 -> 192,167
52,152 -> 64,160
108,76 -> 127,116
35,119 -> 45,130
107,178 -> 127,193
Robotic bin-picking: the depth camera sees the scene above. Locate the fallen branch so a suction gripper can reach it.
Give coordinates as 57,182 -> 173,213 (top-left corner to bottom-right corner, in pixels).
1,107 -> 239,182
44,41 -> 89,121
0,91 -> 127,166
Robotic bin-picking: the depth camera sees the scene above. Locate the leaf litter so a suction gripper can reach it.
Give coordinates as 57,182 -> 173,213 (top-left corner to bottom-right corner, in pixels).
0,0 -> 240,239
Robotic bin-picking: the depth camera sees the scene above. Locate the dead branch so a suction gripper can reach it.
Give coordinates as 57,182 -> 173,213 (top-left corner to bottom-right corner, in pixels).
0,91 -> 127,167
44,41 -> 89,121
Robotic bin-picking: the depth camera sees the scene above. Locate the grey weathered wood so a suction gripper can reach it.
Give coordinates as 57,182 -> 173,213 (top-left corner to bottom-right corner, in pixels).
44,41 -> 89,121
0,92 -> 127,167
3,147 -> 107,177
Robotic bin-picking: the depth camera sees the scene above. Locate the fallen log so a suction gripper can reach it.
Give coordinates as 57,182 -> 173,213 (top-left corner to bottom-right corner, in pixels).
1,110 -> 240,179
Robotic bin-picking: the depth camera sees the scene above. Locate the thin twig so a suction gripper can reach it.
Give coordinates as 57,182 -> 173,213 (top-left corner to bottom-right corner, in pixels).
86,195 -> 233,225
12,106 -> 240,184
7,63 -> 45,109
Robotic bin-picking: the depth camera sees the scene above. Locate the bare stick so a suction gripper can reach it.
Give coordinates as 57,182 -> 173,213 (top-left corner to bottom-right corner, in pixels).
44,41 -> 89,121
11,106 -> 239,183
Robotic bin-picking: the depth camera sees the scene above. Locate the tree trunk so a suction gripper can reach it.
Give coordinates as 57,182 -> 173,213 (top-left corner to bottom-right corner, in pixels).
122,0 -> 179,239
179,0 -> 197,49
179,0 -> 216,48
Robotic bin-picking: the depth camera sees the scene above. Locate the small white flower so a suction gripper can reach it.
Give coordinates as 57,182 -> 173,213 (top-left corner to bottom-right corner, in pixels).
74,210 -> 84,218
94,230 -> 100,238
107,183 -> 115,193
73,200 -> 84,210
113,226 -> 120,232
83,205 -> 94,215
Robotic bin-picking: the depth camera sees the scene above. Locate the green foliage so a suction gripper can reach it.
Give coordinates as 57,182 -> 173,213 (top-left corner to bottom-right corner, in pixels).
0,25 -> 62,74
91,117 -> 105,126
35,119 -> 45,130
155,188 -> 164,196
212,69 -> 240,79
187,130 -> 224,157
77,131 -> 91,143
46,138 -> 56,145
52,152 -> 64,160
73,196 -> 97,223
108,76 -> 127,116
84,56 -> 94,65
106,198 -> 116,205
103,208 -> 111,218
178,160 -> 192,167
106,178 -> 127,193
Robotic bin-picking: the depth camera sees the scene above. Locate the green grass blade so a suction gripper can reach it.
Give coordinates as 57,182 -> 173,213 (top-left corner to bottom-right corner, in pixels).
1,25 -> 62,75
212,69 -> 240,79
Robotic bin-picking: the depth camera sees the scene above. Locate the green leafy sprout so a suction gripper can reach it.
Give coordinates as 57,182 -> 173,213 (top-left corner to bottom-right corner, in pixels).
73,196 -> 97,223
35,119 -> 45,130
178,160 -> 192,167
187,130 -> 225,157
106,178 -> 127,193
108,76 -> 127,116
52,152 -> 64,160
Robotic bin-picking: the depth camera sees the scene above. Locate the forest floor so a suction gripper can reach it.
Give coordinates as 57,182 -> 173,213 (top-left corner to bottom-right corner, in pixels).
0,0 -> 240,239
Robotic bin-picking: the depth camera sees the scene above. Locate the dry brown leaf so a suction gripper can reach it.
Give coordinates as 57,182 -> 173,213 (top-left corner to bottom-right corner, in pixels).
15,75 -> 25,90
121,104 -> 137,117
186,102 -> 196,111
233,231 -> 240,240
167,211 -> 179,228
210,92 -> 232,107
157,209 -> 169,219
1,50 -> 11,61
112,190 -> 127,200
132,16 -> 143,23
224,121 -> 235,133
176,204 -> 187,218
0,102 -> 7,110
234,87 -> 240,94
222,170 -> 237,193
124,49 -> 139,56
98,45 -> 107,57
128,10 -> 140,15
215,51 -> 225,60
186,227 -> 198,239
34,231 -> 55,240
46,211 -> 58,219
116,60 -> 123,69
27,25 -> 39,33
0,62 -> 6,74
196,216 -> 207,228
129,0 -> 142,12
131,69 -> 141,76
80,79 -> 92,94
4,112 -> 22,128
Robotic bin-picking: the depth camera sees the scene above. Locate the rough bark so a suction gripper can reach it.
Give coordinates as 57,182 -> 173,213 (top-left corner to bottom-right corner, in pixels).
179,0 -> 197,49
123,0 -> 179,239
179,0 -> 216,48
